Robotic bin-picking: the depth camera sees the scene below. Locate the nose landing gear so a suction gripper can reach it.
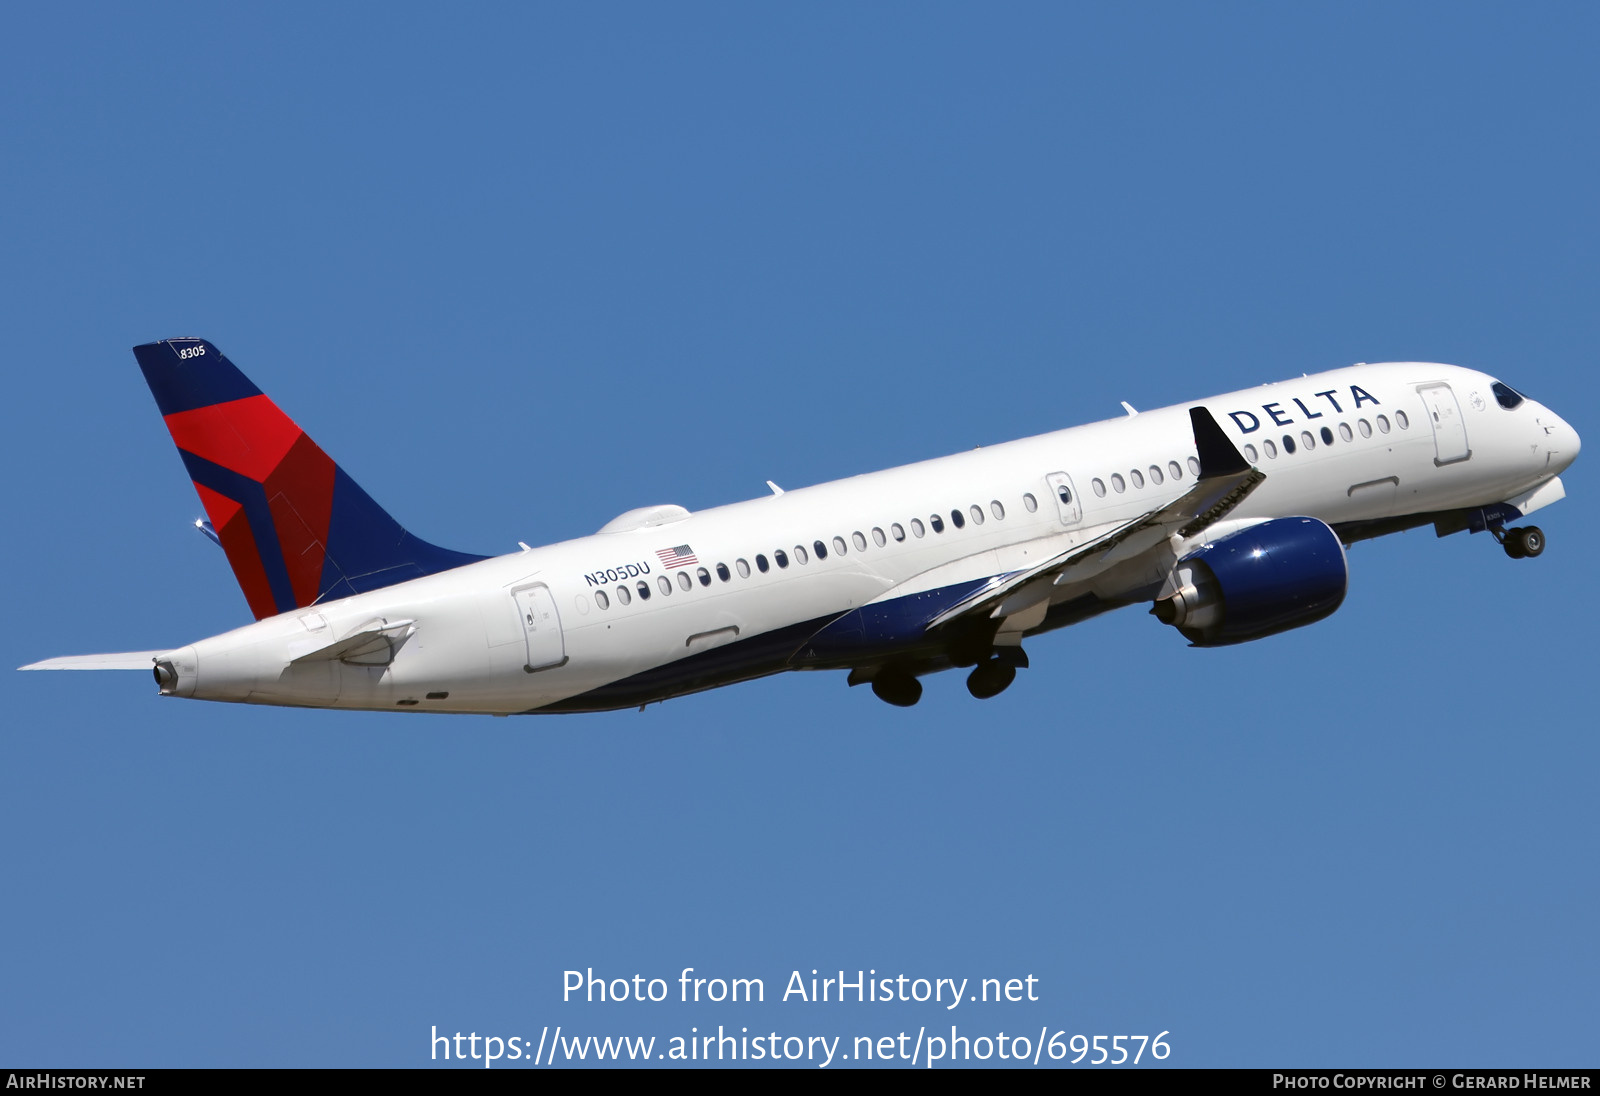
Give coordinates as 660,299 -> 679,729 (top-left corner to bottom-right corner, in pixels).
1494,525 -> 1545,559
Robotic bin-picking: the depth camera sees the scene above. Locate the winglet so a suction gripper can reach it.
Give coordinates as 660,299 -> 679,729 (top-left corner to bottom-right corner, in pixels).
1189,407 -> 1251,478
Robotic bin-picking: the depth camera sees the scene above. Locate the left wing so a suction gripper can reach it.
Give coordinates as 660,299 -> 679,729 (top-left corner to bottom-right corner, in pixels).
925,407 -> 1264,631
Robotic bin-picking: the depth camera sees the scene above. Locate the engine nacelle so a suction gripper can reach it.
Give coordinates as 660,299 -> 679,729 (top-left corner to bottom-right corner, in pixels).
1152,517 -> 1348,646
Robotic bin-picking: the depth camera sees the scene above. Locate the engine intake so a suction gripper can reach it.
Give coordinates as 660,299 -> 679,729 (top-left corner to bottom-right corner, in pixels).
1154,517 -> 1348,646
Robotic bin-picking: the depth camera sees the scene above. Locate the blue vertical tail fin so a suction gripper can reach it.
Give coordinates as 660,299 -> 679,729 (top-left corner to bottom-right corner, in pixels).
134,337 -> 487,620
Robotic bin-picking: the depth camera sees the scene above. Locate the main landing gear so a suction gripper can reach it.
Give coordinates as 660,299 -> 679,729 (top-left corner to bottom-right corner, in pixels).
870,673 -> 922,708
865,647 -> 1029,706
1493,525 -> 1545,560
965,658 -> 1016,700
964,645 -> 1028,701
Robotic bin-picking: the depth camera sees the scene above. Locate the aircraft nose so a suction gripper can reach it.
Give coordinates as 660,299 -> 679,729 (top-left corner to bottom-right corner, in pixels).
1541,408 -> 1580,473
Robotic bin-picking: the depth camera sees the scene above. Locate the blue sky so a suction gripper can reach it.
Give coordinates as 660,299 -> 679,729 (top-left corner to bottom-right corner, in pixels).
3,2 -> 1595,1068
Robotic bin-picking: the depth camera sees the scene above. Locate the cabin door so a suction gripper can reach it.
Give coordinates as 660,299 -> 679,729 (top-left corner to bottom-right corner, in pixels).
1418,383 -> 1470,466
511,583 -> 566,672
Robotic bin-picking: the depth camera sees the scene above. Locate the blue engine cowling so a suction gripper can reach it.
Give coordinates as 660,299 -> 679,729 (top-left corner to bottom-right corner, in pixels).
1152,517 -> 1348,646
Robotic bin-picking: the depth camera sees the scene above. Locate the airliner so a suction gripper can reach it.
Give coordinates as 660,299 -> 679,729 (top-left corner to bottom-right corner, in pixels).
20,339 -> 1580,711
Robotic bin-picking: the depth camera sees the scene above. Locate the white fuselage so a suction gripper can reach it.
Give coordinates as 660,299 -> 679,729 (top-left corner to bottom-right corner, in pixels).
155,363 -> 1579,714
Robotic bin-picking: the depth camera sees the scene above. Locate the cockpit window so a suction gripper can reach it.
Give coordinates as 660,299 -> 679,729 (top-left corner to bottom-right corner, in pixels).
1492,381 -> 1525,410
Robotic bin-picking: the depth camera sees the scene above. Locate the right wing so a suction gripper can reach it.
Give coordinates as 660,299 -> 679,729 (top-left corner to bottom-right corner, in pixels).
925,407 -> 1265,631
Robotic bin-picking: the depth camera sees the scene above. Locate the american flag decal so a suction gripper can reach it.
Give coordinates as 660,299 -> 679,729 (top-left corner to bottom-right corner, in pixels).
655,544 -> 698,568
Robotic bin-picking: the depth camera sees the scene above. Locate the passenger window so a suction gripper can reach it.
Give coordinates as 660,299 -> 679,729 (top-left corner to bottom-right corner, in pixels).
891,523 -> 906,542
697,566 -> 711,586
736,558 -> 751,578
1187,456 -> 1201,476
1264,439 -> 1278,458
1111,473 -> 1125,493
795,545 -> 809,563
1358,418 -> 1372,438
637,580 -> 651,601
716,562 -> 731,581
1396,410 -> 1410,429
756,554 -> 769,573
814,539 -> 828,559
1057,484 -> 1072,505
1130,469 -> 1145,489
1377,415 -> 1390,433
853,531 -> 868,550
775,549 -> 789,568
930,514 -> 945,533
969,504 -> 984,525
1149,464 -> 1163,485
1301,430 -> 1315,450
1338,423 -> 1353,442
677,571 -> 692,591
1169,460 -> 1183,481
1022,493 -> 1038,512
1092,478 -> 1106,497
949,509 -> 965,529
658,575 -> 672,596
1243,444 -> 1258,462
990,501 -> 1005,520
1283,434 -> 1296,454
832,536 -> 846,556
1321,426 -> 1335,445
872,527 -> 887,547
911,519 -> 925,537
616,585 -> 632,606
595,589 -> 610,609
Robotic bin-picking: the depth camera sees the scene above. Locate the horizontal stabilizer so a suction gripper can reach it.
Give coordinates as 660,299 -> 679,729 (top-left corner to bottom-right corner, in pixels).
19,652 -> 166,671
290,619 -> 415,666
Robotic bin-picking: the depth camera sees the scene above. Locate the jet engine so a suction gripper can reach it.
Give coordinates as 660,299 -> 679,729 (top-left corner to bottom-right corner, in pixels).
1152,517 -> 1348,646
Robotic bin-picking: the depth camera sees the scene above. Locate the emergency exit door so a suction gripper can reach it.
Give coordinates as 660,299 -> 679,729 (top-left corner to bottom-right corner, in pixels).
1046,472 -> 1083,526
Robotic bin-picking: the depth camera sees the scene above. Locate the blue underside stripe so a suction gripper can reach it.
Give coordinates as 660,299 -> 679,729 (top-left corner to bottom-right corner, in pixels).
535,574 -> 1010,713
